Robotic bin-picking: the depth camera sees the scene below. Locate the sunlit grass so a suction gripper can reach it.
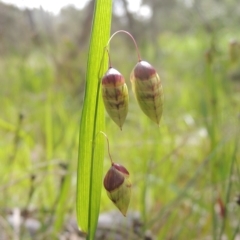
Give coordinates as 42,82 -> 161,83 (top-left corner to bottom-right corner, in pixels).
0,28 -> 239,239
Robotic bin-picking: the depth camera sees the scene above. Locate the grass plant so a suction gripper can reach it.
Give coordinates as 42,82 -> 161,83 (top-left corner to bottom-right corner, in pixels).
0,8 -> 239,240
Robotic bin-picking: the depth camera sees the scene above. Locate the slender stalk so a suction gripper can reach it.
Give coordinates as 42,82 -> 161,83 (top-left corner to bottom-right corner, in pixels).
219,125 -> 240,238
205,55 -> 218,240
219,146 -> 237,237
106,30 -> 142,62
99,131 -> 113,164
105,48 -> 112,68
45,89 -> 54,205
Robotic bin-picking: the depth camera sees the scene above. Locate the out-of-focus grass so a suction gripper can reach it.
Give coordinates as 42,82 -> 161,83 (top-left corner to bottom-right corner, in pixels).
0,51 -> 80,237
0,29 -> 239,239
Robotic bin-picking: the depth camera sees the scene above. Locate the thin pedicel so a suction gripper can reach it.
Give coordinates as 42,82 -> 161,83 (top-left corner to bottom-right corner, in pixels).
106,30 -> 142,62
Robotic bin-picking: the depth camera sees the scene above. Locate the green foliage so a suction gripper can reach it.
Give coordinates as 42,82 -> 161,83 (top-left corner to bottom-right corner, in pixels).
76,0 -> 112,239
0,3 -> 240,239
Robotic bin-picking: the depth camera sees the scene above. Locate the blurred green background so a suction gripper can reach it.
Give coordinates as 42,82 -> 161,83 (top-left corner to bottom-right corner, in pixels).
0,0 -> 240,239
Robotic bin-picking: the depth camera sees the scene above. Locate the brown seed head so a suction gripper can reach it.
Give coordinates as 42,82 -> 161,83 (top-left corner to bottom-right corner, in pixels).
103,163 -> 129,191
130,60 -> 163,125
112,163 -> 129,175
133,61 -> 156,80
102,68 -> 125,87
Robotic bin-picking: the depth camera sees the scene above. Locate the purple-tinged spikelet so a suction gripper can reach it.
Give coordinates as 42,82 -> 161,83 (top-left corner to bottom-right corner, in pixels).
104,163 -> 131,216
102,68 -> 128,130
130,61 -> 163,125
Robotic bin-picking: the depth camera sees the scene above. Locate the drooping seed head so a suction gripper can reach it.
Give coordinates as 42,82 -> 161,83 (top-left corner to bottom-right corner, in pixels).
112,163 -> 129,175
104,163 -> 129,191
103,163 -> 131,216
132,61 -> 156,80
102,68 -> 125,87
130,61 -> 164,125
102,68 -> 129,130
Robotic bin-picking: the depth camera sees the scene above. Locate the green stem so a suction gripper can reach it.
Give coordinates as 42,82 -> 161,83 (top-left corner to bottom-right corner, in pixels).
219,124 -> 240,238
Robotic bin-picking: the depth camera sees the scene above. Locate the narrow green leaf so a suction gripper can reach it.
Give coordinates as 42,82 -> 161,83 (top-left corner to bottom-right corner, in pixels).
76,1 -> 112,239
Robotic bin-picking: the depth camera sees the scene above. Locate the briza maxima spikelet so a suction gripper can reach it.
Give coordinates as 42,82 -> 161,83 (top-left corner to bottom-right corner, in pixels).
104,163 -> 131,216
102,68 -> 129,130
130,61 -> 163,125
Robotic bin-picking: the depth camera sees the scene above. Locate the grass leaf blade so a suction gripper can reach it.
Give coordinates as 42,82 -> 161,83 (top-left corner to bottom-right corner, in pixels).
76,0 -> 112,239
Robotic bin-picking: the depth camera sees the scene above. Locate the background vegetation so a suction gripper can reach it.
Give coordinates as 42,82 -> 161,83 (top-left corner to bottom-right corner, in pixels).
0,0 -> 239,239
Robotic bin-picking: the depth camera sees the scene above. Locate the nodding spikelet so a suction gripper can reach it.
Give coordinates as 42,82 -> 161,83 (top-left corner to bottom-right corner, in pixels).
102,68 -> 129,130
130,61 -> 163,125
104,163 -> 131,216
